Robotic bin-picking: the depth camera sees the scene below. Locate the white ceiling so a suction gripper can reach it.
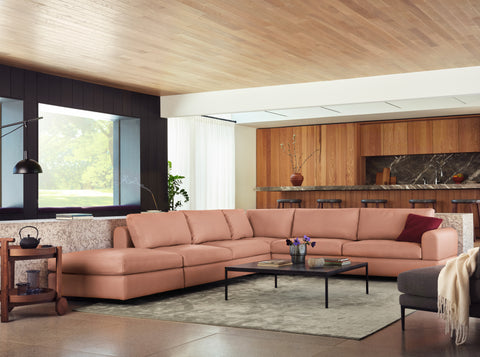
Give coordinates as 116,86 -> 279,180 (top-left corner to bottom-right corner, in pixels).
230,94 -> 480,128
162,67 -> 480,127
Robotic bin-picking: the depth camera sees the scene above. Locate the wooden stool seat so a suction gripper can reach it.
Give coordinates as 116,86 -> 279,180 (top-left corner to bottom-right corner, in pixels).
409,199 -> 437,210
277,199 -> 302,208
316,199 -> 342,208
451,199 -> 480,205
361,199 -> 387,208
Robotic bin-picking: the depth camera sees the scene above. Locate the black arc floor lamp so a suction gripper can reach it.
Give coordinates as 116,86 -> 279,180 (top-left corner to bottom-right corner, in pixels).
0,117 -> 43,174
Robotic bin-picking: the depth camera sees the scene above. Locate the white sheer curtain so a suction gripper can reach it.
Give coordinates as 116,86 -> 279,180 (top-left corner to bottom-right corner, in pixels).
168,116 -> 235,210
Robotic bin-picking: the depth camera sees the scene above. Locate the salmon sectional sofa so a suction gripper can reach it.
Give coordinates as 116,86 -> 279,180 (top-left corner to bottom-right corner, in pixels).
48,208 -> 458,300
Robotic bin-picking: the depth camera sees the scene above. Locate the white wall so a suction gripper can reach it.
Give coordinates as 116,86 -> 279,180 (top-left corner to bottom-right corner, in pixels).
235,125 -> 256,209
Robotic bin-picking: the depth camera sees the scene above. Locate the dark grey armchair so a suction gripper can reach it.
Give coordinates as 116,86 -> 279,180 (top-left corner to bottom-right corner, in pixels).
397,254 -> 480,330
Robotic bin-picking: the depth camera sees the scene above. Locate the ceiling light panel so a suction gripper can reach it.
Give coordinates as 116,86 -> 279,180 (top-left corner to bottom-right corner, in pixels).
323,102 -> 400,115
267,106 -> 340,119
231,111 -> 285,123
453,94 -> 480,106
388,97 -> 465,111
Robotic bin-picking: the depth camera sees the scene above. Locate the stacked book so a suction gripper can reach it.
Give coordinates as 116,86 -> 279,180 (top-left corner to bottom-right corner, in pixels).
56,213 -> 93,220
257,259 -> 292,267
323,257 -> 351,266
307,257 -> 351,267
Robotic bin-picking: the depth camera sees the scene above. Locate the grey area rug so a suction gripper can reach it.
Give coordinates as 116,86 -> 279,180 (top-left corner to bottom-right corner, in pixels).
73,275 -> 407,340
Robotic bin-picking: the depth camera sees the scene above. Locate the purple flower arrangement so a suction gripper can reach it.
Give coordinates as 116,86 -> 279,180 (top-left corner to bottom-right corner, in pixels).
286,235 -> 316,248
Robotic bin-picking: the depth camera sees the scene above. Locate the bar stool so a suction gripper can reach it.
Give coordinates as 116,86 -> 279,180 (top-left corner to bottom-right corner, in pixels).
316,199 -> 342,208
361,199 -> 387,208
409,199 -> 437,210
277,199 -> 302,208
451,199 -> 480,238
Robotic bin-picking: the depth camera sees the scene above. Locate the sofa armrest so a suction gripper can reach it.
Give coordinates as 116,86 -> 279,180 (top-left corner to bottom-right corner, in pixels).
113,226 -> 134,248
421,227 -> 458,260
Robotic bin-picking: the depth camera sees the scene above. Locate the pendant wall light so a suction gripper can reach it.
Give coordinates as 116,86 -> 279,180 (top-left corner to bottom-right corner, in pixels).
0,117 -> 43,174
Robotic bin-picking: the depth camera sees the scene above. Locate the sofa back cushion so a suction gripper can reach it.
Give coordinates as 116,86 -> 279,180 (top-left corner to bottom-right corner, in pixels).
126,211 -> 191,248
292,208 -> 360,240
222,209 -> 254,239
246,209 -> 294,238
183,210 -> 232,244
357,208 -> 435,240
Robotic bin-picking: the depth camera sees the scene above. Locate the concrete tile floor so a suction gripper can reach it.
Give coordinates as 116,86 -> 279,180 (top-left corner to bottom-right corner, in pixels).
1,302 -> 480,356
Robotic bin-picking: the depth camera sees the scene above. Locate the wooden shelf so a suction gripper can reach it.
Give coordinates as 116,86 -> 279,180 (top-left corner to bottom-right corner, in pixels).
8,245 -> 57,259
8,288 -> 56,304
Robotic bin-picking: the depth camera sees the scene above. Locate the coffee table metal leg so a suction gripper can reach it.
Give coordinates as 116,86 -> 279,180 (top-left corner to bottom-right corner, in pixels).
366,265 -> 369,294
225,269 -> 228,300
275,274 -> 277,288
325,277 -> 329,308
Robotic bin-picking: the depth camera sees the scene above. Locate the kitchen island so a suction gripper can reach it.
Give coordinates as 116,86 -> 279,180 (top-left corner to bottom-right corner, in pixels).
255,183 -> 480,213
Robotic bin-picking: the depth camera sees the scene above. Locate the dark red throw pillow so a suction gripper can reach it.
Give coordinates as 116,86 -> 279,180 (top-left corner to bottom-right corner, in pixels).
396,214 -> 443,243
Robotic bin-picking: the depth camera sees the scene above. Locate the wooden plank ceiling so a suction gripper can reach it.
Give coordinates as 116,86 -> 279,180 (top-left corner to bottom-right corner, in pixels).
0,0 -> 480,96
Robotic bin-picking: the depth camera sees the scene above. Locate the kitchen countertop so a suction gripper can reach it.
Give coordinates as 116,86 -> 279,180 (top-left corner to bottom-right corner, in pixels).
255,183 -> 480,191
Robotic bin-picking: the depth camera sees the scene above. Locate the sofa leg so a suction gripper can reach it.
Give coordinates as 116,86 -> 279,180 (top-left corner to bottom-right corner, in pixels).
401,306 -> 405,331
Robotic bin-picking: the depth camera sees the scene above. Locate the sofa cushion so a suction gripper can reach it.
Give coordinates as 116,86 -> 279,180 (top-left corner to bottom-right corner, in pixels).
397,265 -> 444,298
396,214 -> 443,243
48,248 -> 184,275
159,244 -> 233,266
222,209 -> 254,239
204,238 -> 271,259
247,209 -> 295,238
398,265 -> 480,304
184,210 -> 232,243
343,240 -> 422,259
270,238 -> 346,256
292,208 -> 360,240
357,208 -> 435,240
126,212 -> 191,248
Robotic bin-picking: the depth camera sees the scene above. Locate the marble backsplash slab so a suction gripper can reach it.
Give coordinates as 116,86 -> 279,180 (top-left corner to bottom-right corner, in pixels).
366,153 -> 480,185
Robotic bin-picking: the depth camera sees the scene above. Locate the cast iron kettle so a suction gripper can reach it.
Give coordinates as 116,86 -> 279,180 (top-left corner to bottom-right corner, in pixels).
19,225 -> 41,249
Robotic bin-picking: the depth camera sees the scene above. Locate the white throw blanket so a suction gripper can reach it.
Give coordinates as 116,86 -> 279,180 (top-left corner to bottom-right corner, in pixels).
438,247 -> 479,345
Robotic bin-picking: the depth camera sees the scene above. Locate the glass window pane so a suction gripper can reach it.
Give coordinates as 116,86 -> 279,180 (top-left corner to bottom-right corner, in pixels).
0,98 -> 24,208
38,106 -> 114,207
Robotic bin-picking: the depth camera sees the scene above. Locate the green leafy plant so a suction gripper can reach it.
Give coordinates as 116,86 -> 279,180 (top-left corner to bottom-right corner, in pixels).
168,161 -> 189,211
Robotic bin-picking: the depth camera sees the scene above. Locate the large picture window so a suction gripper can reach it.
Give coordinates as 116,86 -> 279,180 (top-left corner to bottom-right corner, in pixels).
38,104 -> 140,208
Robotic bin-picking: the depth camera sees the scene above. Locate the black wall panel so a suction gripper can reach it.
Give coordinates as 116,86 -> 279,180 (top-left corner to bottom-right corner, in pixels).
0,64 -> 165,219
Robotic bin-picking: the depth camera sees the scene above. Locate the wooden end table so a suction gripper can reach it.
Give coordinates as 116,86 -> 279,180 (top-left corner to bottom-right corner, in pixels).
0,237 -> 68,322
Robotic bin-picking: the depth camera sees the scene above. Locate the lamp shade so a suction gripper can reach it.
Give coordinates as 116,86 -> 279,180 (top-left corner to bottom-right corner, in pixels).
13,158 -> 43,174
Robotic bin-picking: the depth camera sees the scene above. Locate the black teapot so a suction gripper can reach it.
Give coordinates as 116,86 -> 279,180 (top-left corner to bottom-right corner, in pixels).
19,226 -> 41,249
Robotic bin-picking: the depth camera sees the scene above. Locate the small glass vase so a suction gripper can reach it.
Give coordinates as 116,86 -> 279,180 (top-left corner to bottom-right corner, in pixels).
290,243 -> 307,264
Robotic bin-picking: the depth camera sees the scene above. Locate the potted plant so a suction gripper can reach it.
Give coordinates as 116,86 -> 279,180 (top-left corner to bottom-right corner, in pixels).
286,235 -> 316,264
168,161 -> 189,210
280,133 -> 320,186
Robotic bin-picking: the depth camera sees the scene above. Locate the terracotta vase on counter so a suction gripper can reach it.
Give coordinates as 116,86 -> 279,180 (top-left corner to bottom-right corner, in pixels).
290,173 -> 304,186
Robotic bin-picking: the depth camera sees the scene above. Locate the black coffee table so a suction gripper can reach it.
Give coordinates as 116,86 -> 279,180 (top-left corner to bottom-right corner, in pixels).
225,261 -> 368,308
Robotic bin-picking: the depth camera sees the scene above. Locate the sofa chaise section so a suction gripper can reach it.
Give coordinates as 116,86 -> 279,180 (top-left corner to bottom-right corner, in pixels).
48,248 -> 184,300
